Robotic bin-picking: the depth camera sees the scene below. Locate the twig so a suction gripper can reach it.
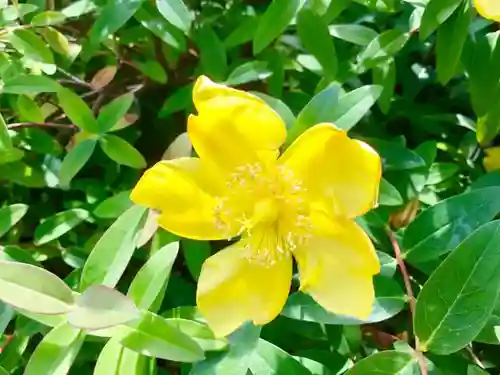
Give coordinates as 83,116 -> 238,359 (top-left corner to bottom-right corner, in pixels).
7,122 -> 77,131
387,229 -> 428,375
466,346 -> 485,369
57,67 -> 93,89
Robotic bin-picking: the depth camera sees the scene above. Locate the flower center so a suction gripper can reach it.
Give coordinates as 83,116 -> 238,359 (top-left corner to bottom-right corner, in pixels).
213,162 -> 312,264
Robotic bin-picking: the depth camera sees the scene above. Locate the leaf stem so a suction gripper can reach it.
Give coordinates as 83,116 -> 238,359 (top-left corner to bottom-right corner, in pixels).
387,229 -> 428,375
7,122 -> 77,131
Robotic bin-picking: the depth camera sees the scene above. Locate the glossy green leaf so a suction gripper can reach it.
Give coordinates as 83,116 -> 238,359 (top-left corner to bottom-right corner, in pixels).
31,11 -> 66,26
253,0 -> 303,55
436,1 -> 470,84
57,88 -> 98,133
8,29 -> 55,68
155,0 -> 192,33
68,285 -> 140,331
415,220 -> 500,354
252,92 -> 296,129
159,84 -> 193,118
359,30 -> 409,70
23,323 -> 85,375
128,241 -> 179,310
372,58 -> 396,114
345,351 -> 416,374
88,0 -> 144,48
62,0 -> 97,18
167,318 -> 227,351
425,162 -> 459,185
297,6 -> 337,79
419,0 -> 464,40
224,17 -> 258,49
0,112 -> 11,150
34,209 -> 89,245
477,101 -> 500,146
196,25 -> 227,81
17,95 -> 44,123
0,260 -> 74,314
287,83 -> 340,144
403,187 -> 500,263
59,139 -> 96,187
368,139 -> 426,171
282,276 -> 405,325
225,61 -> 272,85
93,190 -> 133,219
379,178 -> 404,206
2,75 -> 61,94
136,59 -> 168,83
249,339 -> 312,375
329,24 -> 378,46
119,311 -> 204,362
0,204 -> 28,239
80,205 -> 147,290
97,93 -> 134,133
99,134 -> 147,169
182,240 -> 210,281
94,338 -> 148,375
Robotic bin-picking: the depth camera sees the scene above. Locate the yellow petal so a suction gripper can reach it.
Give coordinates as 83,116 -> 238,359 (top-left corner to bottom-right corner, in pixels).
475,0 -> 500,22
197,240 -> 292,337
189,76 -> 286,170
130,158 -> 237,240
294,217 -> 380,319
280,123 -> 382,219
483,147 -> 500,172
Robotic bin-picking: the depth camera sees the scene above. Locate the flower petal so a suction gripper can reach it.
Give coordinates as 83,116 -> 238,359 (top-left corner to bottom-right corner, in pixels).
188,76 -> 286,170
293,217 -> 380,319
280,123 -> 382,219
197,241 -> 292,337
475,0 -> 500,22
483,147 -> 500,172
130,158 -> 237,240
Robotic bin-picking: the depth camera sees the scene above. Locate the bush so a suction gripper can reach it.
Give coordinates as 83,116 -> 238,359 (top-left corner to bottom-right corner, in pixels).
0,0 -> 499,374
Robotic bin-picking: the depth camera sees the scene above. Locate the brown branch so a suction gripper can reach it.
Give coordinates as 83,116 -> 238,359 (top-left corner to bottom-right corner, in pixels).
387,229 -> 428,375
7,122 -> 77,131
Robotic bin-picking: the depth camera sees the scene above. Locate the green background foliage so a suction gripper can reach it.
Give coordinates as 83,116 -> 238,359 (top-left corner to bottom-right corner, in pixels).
0,0 -> 499,374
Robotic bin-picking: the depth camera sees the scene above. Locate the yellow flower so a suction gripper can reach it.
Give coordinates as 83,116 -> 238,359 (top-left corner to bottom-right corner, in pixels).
483,147 -> 500,171
475,0 -> 500,22
131,76 -> 382,337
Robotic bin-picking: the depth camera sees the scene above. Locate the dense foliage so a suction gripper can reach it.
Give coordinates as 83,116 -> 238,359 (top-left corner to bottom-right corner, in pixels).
1,0 -> 500,374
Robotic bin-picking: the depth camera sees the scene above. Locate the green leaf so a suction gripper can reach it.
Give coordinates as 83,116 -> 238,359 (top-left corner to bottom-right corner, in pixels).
196,25 -> 227,81
477,101 -> 500,146
330,85 -> 382,131
0,162 -> 46,188
419,0 -> 463,40
182,240 -> 210,281
297,6 -> 337,79
59,139 -> 96,187
372,58 -> 396,114
99,134 -> 147,169
8,29 -> 55,70
0,204 -> 28,239
97,93 -> 134,133
191,323 -> 261,375
167,318 -> 227,351
344,351 -> 416,374
128,242 -> 179,310
415,220 -> 500,354
159,84 -> 193,118
62,0 -> 97,18
2,75 -> 61,94
403,187 -> 500,263
225,61 -> 272,86
119,311 -> 204,362
93,190 -> 133,219
248,339 -> 312,375
436,1 -> 470,84
155,0 -> 192,33
0,260 -> 74,314
57,88 -> 98,132
470,171 -> 500,190
31,10 -> 66,26
0,148 -> 24,165
80,205 -> 147,290
359,30 -> 409,70
17,95 -> 44,123
252,92 -> 296,129
68,285 -> 140,331
287,83 -> 340,145
34,208 -> 89,246
253,0 -> 303,55
135,5 -> 186,51
0,112 -> 11,150
23,323 -> 85,375
368,139 -> 426,170
41,27 -> 71,56
282,276 -> 405,325
88,0 -> 144,48
379,178 -> 404,206
136,60 -> 168,83
224,17 -> 258,49
94,339 -> 148,375
329,24 -> 378,46
425,162 -> 459,185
